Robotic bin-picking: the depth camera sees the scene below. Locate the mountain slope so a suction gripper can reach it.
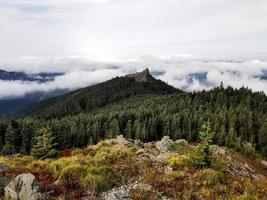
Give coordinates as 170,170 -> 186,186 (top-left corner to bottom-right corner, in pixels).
22,69 -> 179,117
0,69 -> 66,116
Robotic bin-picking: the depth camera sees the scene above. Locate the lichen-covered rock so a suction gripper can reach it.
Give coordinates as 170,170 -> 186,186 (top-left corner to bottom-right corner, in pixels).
175,139 -> 188,146
210,145 -> 231,161
99,183 -> 151,200
116,135 -> 133,147
134,139 -> 144,148
4,173 -> 39,200
0,177 -> 11,196
156,136 -> 174,152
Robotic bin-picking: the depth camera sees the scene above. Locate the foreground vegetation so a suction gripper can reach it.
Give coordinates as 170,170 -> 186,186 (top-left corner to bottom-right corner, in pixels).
1,133 -> 267,200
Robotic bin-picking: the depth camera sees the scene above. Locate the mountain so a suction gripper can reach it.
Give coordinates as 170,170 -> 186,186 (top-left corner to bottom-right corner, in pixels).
21,69 -> 179,117
0,69 -> 65,116
0,69 -> 63,82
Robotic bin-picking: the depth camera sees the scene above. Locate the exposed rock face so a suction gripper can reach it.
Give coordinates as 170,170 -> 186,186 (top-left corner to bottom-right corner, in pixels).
126,68 -> 153,82
156,136 -> 174,152
228,161 -> 258,179
4,173 -> 39,200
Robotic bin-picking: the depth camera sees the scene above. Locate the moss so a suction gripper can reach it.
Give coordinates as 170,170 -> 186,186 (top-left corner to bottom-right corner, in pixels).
237,192 -> 259,200
160,172 -> 181,183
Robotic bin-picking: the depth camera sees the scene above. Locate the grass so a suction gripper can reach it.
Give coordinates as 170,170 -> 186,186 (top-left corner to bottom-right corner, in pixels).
0,142 -> 267,200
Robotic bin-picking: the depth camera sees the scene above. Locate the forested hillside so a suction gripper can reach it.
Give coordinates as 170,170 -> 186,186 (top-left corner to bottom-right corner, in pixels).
0,81 -> 266,158
21,69 -> 178,117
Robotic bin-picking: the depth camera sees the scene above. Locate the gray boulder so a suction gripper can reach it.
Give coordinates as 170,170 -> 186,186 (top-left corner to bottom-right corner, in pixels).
175,139 -> 188,146
156,136 -> 174,152
4,173 -> 39,200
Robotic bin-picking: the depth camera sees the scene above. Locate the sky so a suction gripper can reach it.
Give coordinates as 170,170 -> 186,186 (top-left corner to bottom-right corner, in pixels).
0,0 -> 267,98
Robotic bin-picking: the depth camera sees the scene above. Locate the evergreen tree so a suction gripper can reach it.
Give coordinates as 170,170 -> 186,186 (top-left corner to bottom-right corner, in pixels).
108,119 -> 120,138
1,141 -> 16,155
125,120 -> 132,139
31,128 -> 58,159
189,121 -> 213,168
259,119 -> 267,157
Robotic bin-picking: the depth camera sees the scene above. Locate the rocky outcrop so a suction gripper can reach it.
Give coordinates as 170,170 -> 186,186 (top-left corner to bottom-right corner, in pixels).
228,161 -> 258,179
4,173 -> 39,200
156,136 -> 174,152
125,69 -> 153,82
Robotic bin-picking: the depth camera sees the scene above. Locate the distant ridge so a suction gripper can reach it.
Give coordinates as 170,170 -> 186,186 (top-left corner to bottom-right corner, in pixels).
20,69 -> 179,117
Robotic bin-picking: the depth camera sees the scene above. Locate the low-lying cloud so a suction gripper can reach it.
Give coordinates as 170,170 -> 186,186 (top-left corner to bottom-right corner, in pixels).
0,56 -> 266,99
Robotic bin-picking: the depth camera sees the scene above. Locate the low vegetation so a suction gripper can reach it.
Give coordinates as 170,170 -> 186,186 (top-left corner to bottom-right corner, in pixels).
1,134 -> 267,200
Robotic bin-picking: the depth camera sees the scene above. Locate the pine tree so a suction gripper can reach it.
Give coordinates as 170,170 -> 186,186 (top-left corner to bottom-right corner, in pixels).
125,120 -> 132,139
31,128 -> 58,159
189,121 -> 213,168
108,119 -> 120,138
259,119 -> 267,157
198,121 -> 213,167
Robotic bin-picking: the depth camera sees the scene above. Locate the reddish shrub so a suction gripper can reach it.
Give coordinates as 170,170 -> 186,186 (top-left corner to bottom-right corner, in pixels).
59,149 -> 72,157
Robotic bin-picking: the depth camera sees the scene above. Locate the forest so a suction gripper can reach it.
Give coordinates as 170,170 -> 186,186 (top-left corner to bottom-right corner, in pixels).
0,84 -> 267,158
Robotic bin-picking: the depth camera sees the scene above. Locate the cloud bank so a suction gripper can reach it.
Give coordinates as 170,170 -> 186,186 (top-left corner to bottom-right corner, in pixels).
0,56 -> 266,99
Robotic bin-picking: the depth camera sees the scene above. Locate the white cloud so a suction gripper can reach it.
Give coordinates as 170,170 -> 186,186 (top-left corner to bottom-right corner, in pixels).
0,56 -> 266,98
0,68 -> 123,98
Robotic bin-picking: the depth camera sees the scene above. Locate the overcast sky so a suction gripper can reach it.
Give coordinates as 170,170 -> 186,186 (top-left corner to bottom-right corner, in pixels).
0,0 -> 267,98
1,0 -> 267,59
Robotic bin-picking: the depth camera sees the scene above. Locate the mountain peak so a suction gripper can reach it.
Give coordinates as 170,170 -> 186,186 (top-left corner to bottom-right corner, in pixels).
126,68 -> 153,82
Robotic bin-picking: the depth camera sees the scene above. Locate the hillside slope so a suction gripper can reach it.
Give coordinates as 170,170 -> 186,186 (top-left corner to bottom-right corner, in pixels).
1,136 -> 267,200
21,69 -> 178,117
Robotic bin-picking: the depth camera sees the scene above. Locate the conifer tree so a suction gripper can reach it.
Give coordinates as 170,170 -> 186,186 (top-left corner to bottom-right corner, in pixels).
31,128 -> 57,159
189,121 -> 213,168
